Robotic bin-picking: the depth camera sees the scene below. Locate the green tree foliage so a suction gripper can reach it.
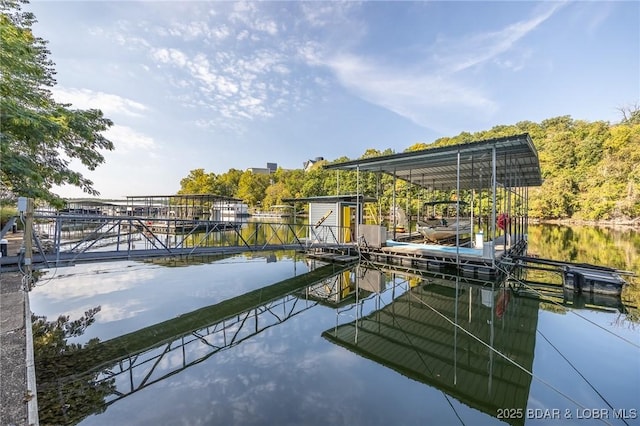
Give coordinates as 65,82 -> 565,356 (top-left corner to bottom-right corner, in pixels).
177,116 -> 639,221
300,165 -> 326,198
236,170 -> 270,207
32,306 -> 116,425
0,1 -> 114,207
276,168 -> 305,199
177,168 -> 214,194
214,168 -> 242,197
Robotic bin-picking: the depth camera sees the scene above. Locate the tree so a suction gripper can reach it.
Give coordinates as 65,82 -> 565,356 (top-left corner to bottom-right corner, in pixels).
0,0 -> 113,207
276,168 -> 305,199
618,103 -> 640,125
214,168 -> 242,197
178,168 -> 214,194
236,171 -> 269,207
262,181 -> 290,208
32,306 -> 116,425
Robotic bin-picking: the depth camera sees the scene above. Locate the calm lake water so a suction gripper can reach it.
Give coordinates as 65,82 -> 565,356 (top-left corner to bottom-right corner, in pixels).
30,224 -> 640,426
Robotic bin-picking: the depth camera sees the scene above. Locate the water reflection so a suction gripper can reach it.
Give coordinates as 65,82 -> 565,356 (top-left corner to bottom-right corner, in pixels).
32,307 -> 114,425
321,264 -> 538,426
32,249 -> 639,425
33,263 -> 349,425
527,225 -> 640,274
527,224 -> 640,308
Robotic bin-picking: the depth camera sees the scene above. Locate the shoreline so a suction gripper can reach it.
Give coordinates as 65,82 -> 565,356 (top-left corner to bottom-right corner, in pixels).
531,218 -> 640,229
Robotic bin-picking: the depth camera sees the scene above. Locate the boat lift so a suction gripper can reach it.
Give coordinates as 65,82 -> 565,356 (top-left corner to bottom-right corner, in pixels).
507,255 -> 633,296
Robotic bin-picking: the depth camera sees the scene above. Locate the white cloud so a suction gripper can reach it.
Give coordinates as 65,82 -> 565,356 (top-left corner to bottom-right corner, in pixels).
83,3 -> 324,132
294,3 -> 567,132
52,87 -> 149,118
104,124 -> 157,154
300,2 -> 358,29
151,47 -> 189,67
213,24 -> 231,40
98,300 -> 149,322
253,18 -> 278,36
170,21 -> 212,39
432,2 -> 566,73
89,24 -> 150,50
36,265 -> 157,302
88,2 -> 563,134
318,53 -> 496,131
146,42 -> 300,127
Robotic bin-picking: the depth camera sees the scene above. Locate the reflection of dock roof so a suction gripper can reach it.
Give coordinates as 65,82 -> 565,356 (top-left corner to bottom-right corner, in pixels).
322,283 -> 540,425
324,133 -> 542,191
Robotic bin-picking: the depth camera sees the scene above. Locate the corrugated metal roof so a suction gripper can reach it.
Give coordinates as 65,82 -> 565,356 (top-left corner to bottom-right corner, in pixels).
125,194 -> 242,202
281,195 -> 377,203
324,133 -> 542,191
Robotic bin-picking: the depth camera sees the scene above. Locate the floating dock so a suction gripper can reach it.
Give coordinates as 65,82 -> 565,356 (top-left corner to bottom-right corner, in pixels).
511,255 -> 629,296
356,237 -> 526,279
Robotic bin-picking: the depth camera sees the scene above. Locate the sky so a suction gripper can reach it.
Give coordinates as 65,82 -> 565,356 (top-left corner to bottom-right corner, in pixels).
25,1 -> 639,199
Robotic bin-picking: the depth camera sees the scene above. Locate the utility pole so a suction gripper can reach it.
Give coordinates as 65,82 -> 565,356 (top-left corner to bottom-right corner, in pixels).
23,197 -> 34,281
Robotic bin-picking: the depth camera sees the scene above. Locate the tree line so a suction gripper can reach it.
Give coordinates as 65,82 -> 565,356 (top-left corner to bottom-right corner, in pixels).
178,115 -> 640,221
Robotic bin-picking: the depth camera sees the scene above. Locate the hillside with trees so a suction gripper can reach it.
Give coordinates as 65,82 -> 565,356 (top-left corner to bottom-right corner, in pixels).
178,114 -> 640,222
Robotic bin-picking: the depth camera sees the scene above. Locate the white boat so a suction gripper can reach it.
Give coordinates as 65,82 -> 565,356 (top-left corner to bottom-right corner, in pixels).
210,202 -> 250,221
251,205 -> 294,219
416,201 -> 472,242
417,219 -> 472,242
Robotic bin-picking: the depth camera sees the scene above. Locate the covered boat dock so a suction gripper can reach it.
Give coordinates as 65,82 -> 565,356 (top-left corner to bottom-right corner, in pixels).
323,133 -> 543,274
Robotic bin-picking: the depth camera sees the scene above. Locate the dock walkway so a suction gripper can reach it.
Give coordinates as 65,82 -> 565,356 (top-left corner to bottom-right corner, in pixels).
1,231 -> 38,426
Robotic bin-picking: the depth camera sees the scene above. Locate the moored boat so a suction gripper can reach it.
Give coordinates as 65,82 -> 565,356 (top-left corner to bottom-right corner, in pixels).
417,219 -> 472,242
416,201 -> 472,242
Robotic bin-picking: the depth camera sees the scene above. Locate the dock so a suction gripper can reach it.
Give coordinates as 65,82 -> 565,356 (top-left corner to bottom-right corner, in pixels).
0,230 -> 38,426
354,232 -> 527,278
317,133 -> 543,278
510,255 -> 630,296
304,246 -> 361,264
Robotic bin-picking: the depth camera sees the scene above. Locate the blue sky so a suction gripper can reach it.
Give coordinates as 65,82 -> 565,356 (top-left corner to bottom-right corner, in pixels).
26,1 -> 639,199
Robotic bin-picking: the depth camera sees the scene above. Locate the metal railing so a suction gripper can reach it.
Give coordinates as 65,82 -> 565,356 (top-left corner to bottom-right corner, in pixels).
21,213 -> 353,267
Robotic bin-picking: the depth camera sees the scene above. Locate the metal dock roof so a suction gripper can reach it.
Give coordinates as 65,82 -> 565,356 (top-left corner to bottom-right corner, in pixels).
324,133 -> 542,191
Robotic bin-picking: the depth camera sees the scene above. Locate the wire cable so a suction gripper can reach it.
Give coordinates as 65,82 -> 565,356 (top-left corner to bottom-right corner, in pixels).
381,285 -> 466,425
496,263 -> 640,349
407,289 -> 614,426
536,329 -> 629,426
503,257 -> 633,425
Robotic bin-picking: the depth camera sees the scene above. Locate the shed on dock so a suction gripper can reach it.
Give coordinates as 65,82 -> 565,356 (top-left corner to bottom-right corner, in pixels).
283,195 -> 376,244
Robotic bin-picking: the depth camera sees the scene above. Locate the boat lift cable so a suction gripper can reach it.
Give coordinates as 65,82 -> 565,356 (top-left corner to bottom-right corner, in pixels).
494,263 -> 640,350
536,329 -> 630,426
381,281 -> 466,426
406,291 -> 615,426
494,264 -> 635,425
344,261 -> 465,424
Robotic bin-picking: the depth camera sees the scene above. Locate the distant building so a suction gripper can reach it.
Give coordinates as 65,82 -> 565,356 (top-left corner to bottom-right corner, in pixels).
303,157 -> 324,172
247,162 -> 277,175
